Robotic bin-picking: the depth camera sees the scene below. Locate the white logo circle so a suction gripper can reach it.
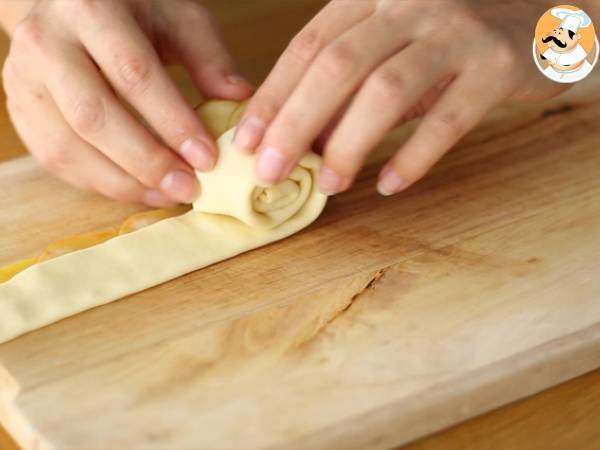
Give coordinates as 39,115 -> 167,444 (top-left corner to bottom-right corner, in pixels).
533,6 -> 598,84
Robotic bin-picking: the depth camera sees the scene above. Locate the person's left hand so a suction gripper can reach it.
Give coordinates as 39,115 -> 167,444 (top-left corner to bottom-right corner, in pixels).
234,0 -> 567,196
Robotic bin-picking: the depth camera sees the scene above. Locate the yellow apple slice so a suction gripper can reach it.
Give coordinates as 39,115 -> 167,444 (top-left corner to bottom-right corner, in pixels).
1,100 -> 246,281
0,257 -> 38,283
119,205 -> 190,234
1,206 -> 191,279
37,228 -> 119,262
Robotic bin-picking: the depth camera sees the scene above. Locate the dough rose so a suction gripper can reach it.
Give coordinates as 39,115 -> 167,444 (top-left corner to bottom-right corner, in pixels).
0,102 -> 328,344
194,128 -> 320,229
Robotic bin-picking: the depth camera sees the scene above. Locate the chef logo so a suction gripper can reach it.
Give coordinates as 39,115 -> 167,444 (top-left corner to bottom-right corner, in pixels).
533,5 -> 598,83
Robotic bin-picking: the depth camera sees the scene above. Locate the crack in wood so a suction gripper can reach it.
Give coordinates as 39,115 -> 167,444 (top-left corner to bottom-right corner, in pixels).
541,103 -> 575,117
322,267 -> 390,329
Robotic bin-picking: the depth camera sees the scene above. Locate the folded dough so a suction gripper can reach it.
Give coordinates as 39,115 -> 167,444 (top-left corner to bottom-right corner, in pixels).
0,127 -> 327,344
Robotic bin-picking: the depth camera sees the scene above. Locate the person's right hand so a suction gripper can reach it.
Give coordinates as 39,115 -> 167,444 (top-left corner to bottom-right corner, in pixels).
2,0 -> 253,207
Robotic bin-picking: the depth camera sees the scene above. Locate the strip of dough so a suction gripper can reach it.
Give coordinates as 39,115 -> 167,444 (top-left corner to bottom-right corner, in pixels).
0,128 -> 327,344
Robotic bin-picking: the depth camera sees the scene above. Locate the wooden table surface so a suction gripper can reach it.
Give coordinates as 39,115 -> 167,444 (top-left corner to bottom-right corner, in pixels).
1,1 -> 600,449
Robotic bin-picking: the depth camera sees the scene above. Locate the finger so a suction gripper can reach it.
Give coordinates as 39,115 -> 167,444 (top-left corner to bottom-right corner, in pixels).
376,70 -> 508,196
393,77 -> 454,124
314,76 -> 452,155
160,0 -> 253,100
319,41 -> 454,194
45,46 -> 198,204
6,84 -> 175,207
313,97 -> 353,153
234,0 -> 376,151
75,0 -> 218,171
255,14 -> 411,186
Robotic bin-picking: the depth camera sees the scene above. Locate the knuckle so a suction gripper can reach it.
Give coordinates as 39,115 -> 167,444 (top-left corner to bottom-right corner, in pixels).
450,6 -> 479,26
439,1 -> 482,30
428,111 -> 467,142
12,15 -> 45,52
169,119 -> 200,145
377,1 -> 412,25
287,28 -> 321,64
115,54 -> 153,95
137,150 -> 173,187
493,41 -> 518,72
179,0 -> 207,21
422,34 -> 448,60
37,144 -> 71,173
316,42 -> 356,81
72,0 -> 106,15
70,96 -> 106,135
368,70 -> 406,104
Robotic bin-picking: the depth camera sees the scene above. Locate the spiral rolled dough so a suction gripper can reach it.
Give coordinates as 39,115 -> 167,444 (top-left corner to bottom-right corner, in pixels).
0,126 -> 327,344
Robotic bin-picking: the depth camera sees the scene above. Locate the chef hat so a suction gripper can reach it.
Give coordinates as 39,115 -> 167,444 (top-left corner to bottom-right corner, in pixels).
551,8 -> 592,33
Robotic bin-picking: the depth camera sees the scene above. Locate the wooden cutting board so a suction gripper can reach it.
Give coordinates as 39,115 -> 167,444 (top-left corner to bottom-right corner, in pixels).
1,69 -> 600,449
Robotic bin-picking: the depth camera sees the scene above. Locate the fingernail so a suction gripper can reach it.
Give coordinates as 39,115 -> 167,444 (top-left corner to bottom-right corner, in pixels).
256,146 -> 287,185
319,166 -> 347,195
142,189 -> 178,208
159,170 -> 198,203
234,116 -> 266,151
377,167 -> 404,196
179,137 -> 215,171
226,73 -> 252,87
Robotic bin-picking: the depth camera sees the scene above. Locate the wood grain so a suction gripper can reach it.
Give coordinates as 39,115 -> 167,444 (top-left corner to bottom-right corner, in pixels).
1,371 -> 600,450
2,80 -> 600,450
2,1 -> 600,449
403,369 -> 600,450
0,32 -> 26,161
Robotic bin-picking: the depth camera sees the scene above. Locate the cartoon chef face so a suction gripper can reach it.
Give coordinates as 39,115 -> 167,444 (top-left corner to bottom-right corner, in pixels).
542,27 -> 581,52
534,6 -> 597,83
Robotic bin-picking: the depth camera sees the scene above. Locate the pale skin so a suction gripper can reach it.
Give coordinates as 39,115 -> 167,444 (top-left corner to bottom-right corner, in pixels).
1,1 -> 599,204
235,0 -> 599,195
0,0 -> 253,207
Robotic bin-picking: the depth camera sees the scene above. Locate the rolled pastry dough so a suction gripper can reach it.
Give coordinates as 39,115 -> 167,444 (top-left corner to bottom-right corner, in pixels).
0,128 -> 327,344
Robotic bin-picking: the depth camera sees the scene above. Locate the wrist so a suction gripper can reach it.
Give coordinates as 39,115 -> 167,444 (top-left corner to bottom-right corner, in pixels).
0,0 -> 37,36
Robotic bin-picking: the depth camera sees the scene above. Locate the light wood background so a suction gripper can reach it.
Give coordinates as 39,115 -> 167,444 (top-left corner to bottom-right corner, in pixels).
1,1 -> 600,449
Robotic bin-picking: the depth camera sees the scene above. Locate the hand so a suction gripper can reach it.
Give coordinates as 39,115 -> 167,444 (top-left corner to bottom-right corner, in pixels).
2,0 -> 253,206
234,0 -> 567,196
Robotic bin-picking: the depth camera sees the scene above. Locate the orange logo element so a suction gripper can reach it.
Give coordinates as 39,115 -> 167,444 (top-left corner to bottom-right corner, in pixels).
533,4 -> 598,83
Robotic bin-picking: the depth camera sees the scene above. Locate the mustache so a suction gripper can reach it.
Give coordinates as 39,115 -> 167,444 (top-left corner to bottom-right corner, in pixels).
542,35 -> 567,48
